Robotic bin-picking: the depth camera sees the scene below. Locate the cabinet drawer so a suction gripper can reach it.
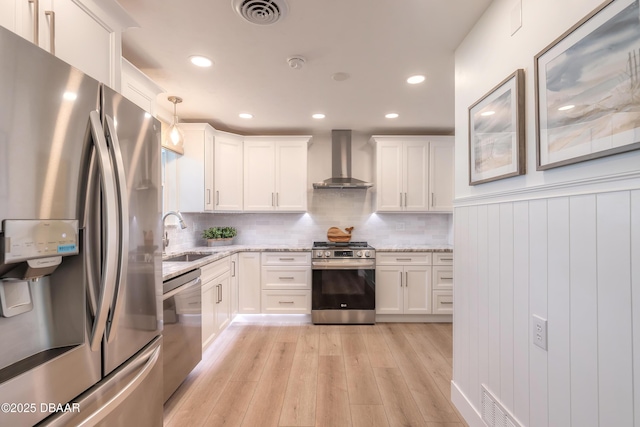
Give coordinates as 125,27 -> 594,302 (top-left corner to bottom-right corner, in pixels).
432,266 -> 453,290
201,256 -> 230,281
376,252 -> 432,265
261,290 -> 310,314
261,266 -> 310,290
433,291 -> 453,314
433,253 -> 454,265
261,252 -> 310,265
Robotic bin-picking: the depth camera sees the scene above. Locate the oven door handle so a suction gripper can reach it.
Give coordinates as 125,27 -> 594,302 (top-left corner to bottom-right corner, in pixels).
312,261 -> 376,270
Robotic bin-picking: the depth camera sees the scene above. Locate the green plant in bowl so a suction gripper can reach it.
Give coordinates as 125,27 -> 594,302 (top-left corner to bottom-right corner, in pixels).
202,227 -> 237,246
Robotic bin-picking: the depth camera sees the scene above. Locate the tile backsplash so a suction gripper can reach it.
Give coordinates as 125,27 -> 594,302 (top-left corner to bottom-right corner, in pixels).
164,189 -> 452,252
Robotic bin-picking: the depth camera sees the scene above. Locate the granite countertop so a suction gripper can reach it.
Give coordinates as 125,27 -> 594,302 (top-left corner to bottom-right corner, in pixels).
162,244 -> 453,281
162,245 -> 311,281
372,245 -> 453,252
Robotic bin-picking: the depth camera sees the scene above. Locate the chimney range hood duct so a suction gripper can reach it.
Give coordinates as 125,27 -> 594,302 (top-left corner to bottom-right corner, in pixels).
313,130 -> 373,189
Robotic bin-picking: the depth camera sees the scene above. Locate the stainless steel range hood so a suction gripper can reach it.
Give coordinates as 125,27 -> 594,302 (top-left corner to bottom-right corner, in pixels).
313,130 -> 373,189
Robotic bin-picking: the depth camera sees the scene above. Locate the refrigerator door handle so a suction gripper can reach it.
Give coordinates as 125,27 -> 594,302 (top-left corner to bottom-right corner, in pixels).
84,148 -> 100,317
104,115 -> 129,343
88,111 -> 119,352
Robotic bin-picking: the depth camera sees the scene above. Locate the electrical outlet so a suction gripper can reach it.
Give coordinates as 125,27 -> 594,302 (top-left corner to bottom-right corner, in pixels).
396,222 -> 405,231
532,315 -> 547,351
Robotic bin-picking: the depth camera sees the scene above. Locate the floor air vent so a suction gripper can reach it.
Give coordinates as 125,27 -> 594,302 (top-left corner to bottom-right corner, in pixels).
481,385 -> 521,427
232,0 -> 288,25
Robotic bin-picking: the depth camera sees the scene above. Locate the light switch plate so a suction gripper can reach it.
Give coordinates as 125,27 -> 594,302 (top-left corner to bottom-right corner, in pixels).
532,315 -> 547,351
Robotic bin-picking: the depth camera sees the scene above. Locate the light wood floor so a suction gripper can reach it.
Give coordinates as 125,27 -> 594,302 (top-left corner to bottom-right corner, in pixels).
164,320 -> 468,427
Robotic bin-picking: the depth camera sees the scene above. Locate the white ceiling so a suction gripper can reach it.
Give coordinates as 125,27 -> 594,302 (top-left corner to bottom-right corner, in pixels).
117,0 -> 492,135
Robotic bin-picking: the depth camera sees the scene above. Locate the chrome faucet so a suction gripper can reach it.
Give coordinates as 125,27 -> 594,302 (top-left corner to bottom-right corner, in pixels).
162,211 -> 187,252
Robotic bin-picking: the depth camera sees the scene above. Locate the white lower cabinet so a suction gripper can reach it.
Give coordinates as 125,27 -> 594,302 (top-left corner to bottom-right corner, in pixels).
238,252 -> 261,314
201,257 -> 231,349
375,264 -> 432,314
260,252 -> 311,314
376,251 -> 453,317
230,253 -> 239,316
431,253 -> 453,314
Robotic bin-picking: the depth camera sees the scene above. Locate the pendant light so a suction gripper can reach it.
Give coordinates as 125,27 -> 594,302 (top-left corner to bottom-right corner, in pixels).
165,96 -> 185,152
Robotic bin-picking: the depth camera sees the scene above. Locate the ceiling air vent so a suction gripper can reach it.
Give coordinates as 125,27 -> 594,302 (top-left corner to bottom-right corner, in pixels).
232,0 -> 288,25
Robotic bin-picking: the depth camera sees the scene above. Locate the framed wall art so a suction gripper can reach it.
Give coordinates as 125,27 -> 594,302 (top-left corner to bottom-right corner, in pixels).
468,69 -> 525,185
535,0 -> 640,170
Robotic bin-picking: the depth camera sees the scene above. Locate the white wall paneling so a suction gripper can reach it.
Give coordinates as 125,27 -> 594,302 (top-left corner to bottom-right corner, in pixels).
547,198 -> 570,427
569,195 -> 598,427
452,191 -> 640,427
596,192 -> 632,427
632,190 -> 640,424
512,201 -> 529,425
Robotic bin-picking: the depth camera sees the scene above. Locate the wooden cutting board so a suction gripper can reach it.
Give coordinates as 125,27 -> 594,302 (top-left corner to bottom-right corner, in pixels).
327,226 -> 354,242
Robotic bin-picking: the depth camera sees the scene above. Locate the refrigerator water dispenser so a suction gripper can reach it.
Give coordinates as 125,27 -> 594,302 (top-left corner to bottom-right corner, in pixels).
0,279 -> 32,317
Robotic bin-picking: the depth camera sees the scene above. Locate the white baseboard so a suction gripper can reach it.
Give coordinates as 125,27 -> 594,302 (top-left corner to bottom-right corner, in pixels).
375,314 -> 453,323
451,380 -> 485,427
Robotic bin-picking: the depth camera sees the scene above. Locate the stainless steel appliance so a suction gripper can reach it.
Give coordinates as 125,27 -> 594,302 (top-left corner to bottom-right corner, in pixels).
0,26 -> 163,426
311,242 -> 376,324
312,130 -> 373,189
162,269 -> 202,402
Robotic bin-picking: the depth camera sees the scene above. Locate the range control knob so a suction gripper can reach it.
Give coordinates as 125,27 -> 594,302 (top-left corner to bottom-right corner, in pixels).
316,250 -> 324,257
364,251 -> 371,257
356,251 -> 362,257
324,251 -> 331,257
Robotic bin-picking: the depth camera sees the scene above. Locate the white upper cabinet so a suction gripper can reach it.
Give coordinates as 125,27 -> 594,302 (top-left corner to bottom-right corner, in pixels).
429,140 -> 455,212
8,0 -> 135,88
214,132 -> 244,211
372,135 -> 454,213
120,58 -> 164,115
177,124 -> 244,212
244,136 -> 310,212
177,123 -> 215,212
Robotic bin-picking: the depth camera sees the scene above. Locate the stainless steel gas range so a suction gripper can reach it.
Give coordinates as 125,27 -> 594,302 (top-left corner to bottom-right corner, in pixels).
311,241 -> 376,324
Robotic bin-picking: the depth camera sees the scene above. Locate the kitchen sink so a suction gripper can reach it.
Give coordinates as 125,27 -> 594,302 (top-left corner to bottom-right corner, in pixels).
163,253 -> 210,262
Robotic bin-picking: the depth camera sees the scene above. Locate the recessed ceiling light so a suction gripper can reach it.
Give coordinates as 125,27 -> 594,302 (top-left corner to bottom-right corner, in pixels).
385,113 -> 399,119
312,113 -> 325,119
480,111 -> 496,116
331,72 -> 350,81
189,55 -> 212,67
239,113 -> 253,119
558,104 -> 575,111
407,75 -> 425,84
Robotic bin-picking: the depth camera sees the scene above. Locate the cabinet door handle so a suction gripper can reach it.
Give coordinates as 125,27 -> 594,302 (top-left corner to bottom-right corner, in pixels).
440,258 -> 453,262
405,272 -> 408,287
396,258 -> 412,262
278,301 -> 295,304
276,192 -> 279,207
232,261 -> 236,277
404,192 -> 407,207
219,283 -> 222,303
272,192 -> 274,207
216,190 -> 220,206
442,277 -> 453,280
44,10 -> 55,54
29,0 -> 39,44
279,276 -> 294,280
399,271 -> 403,287
399,192 -> 403,207
431,192 -> 435,207
207,189 -> 211,204
441,301 -> 453,305
279,258 -> 295,261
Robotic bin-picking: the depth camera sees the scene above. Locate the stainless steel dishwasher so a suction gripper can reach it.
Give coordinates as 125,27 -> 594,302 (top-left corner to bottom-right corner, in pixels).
162,268 -> 202,402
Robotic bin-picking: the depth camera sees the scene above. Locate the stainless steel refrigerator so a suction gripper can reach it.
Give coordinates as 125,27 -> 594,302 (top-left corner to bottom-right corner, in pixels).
0,26 -> 163,426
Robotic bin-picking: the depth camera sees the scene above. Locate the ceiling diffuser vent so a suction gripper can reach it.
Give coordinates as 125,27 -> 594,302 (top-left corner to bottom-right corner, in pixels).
233,0 -> 288,25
